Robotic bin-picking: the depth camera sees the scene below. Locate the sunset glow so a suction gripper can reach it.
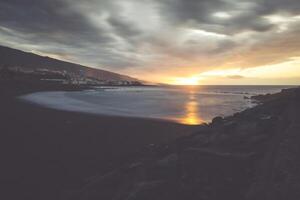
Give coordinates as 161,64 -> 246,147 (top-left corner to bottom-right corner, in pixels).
1,0 -> 300,85
172,76 -> 201,85
160,57 -> 300,85
2,1 -> 300,199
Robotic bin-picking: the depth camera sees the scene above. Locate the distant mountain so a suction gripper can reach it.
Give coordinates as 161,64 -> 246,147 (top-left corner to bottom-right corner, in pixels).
0,45 -> 138,81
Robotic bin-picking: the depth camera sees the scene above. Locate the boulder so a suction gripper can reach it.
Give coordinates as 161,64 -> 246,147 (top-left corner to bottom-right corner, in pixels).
211,116 -> 223,126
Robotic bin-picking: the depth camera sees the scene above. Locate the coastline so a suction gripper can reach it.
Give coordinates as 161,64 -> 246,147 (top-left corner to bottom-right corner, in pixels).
16,84 -> 281,126
1,80 -> 299,200
68,86 -> 300,200
0,80 -> 199,200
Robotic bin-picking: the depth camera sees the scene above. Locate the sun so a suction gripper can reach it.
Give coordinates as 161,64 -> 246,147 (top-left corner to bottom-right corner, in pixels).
172,76 -> 200,85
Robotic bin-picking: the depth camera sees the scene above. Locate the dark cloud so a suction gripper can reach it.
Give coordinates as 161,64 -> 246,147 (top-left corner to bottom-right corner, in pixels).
0,0 -> 139,68
0,0 -> 111,45
262,0 -> 300,15
159,0 -> 277,34
160,0 -> 227,23
107,16 -> 142,39
227,75 -> 244,79
159,0 -> 300,35
0,0 -> 300,80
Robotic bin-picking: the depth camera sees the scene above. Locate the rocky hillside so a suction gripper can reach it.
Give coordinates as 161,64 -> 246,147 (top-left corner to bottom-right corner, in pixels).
70,87 -> 300,200
0,45 -> 137,81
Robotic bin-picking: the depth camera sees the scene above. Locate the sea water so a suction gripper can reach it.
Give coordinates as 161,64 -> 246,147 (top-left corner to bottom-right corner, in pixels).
21,85 -> 293,125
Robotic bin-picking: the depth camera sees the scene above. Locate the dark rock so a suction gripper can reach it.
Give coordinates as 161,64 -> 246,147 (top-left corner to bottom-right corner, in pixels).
72,87 -> 300,200
211,116 -> 223,125
126,180 -> 169,200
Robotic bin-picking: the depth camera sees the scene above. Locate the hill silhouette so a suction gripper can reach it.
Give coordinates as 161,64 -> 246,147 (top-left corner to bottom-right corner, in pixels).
0,45 -> 137,81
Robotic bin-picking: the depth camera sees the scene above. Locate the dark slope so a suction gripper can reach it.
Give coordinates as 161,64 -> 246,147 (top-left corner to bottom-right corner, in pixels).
0,45 -> 137,81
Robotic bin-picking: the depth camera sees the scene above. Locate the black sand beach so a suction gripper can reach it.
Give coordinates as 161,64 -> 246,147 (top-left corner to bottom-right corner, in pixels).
0,81 -> 199,200
1,80 -> 300,200
2,1 -> 300,198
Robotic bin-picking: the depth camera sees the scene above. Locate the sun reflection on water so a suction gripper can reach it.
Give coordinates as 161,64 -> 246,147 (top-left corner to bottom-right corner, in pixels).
178,88 -> 205,125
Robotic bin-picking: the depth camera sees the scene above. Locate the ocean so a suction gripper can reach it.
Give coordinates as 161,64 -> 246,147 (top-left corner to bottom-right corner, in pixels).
21,85 -> 293,125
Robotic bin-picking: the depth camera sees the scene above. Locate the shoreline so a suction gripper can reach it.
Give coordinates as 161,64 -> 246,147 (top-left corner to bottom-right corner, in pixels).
69,86 -> 300,200
18,91 -> 181,126
16,84 -> 283,126
0,80 -> 200,200
1,80 -> 299,200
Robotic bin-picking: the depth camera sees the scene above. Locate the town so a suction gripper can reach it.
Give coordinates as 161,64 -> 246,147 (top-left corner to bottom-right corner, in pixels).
0,66 -> 143,86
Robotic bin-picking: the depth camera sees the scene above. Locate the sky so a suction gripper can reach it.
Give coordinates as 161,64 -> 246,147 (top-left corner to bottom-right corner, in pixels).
0,0 -> 300,85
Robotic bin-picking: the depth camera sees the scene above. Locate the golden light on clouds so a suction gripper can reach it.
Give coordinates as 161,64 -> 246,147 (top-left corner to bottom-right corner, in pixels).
160,57 -> 300,85
171,76 -> 201,85
2,0 -> 300,86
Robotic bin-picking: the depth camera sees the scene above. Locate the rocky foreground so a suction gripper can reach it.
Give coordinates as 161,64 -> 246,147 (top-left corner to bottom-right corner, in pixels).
70,87 -> 300,200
